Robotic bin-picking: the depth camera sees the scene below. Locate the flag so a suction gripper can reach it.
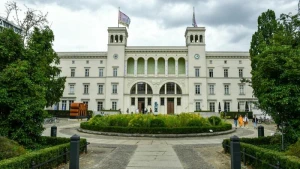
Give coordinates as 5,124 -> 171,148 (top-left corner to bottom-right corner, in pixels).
192,7 -> 197,27
119,10 -> 131,28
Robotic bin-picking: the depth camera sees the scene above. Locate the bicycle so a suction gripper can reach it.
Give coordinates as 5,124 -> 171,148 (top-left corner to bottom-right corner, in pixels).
44,117 -> 59,124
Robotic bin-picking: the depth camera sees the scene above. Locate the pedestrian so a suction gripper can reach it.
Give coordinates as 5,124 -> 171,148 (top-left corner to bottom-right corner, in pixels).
150,108 -> 153,114
135,108 -> 139,114
144,107 -> 148,114
233,114 -> 238,129
126,108 -> 129,114
243,114 -> 249,128
252,115 -> 258,129
238,115 -> 243,128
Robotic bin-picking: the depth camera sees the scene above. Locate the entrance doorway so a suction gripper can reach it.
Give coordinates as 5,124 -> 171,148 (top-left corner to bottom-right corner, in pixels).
138,98 -> 145,113
167,98 -> 174,114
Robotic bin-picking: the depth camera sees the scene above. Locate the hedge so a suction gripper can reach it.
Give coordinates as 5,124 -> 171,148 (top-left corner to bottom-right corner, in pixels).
222,137 -> 300,169
80,122 -> 232,134
0,137 -> 87,169
46,110 -> 93,118
220,111 -> 253,119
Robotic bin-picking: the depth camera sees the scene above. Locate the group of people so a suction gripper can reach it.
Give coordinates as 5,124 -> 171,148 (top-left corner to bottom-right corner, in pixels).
233,114 -> 259,129
126,107 -> 153,114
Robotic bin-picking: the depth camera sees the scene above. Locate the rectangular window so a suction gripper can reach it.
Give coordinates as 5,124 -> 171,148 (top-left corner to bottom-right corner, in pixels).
100,60 -> 103,64
224,69 -> 228,77
148,97 -> 152,106
224,85 -> 229,95
112,101 -> 117,110
112,84 -> 117,94
71,69 -> 75,77
131,98 -> 135,105
209,69 -> 213,77
84,84 -> 89,94
177,98 -> 181,106
196,102 -> 201,111
99,68 -> 104,77
69,100 -> 74,110
195,68 -> 200,77
97,101 -> 103,111
113,68 -> 118,77
61,100 -> 67,110
98,84 -> 103,94
239,85 -> 244,94
209,60 -> 212,64
209,102 -> 215,112
69,84 -> 75,94
160,97 -> 165,106
224,60 -> 227,64
72,60 -> 75,64
239,60 -> 242,64
239,69 -> 243,78
86,60 -> 89,64
195,85 -> 200,94
225,102 -> 230,112
85,68 -> 89,77
54,103 -> 59,110
209,85 -> 214,95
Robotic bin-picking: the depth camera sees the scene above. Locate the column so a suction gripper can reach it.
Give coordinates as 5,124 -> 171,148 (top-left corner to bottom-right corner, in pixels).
165,59 -> 168,77
145,83 -> 147,94
145,59 -> 147,76
164,84 -> 166,94
124,61 -> 127,76
134,59 -> 137,76
135,83 -> 138,94
175,59 -> 178,76
155,59 -> 158,77
186,60 -> 188,77
175,84 -> 177,94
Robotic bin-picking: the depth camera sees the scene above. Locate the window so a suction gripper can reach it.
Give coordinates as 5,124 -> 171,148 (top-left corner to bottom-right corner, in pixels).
99,68 -> 104,77
196,102 -> 201,111
209,69 -> 213,77
224,69 -> 228,77
62,100 -> 67,110
69,84 -> 75,94
112,101 -> 117,110
86,60 -> 89,64
84,84 -> 89,94
224,60 -> 227,64
112,84 -> 117,94
148,98 -> 152,106
209,85 -> 214,95
71,69 -> 75,77
239,69 -> 243,78
209,102 -> 215,112
72,60 -> 75,64
239,85 -> 245,94
85,68 -> 89,77
53,103 -> 59,110
195,85 -> 200,94
177,98 -> 181,106
97,101 -> 103,111
131,98 -> 135,105
239,102 -> 245,111
224,85 -> 229,95
100,60 -> 103,64
69,100 -> 74,110
209,60 -> 212,64
239,60 -> 242,64
224,102 -> 230,112
113,68 -> 118,77
98,84 -> 103,94
195,68 -> 200,77
160,97 -> 165,106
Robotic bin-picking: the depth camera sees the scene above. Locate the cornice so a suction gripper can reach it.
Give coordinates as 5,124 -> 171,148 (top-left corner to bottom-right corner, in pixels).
57,52 -> 107,59
125,46 -> 188,53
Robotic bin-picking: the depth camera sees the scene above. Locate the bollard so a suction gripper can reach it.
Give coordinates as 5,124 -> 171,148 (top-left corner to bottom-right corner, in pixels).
51,126 -> 57,137
258,125 -> 264,137
230,135 -> 241,169
69,134 -> 80,169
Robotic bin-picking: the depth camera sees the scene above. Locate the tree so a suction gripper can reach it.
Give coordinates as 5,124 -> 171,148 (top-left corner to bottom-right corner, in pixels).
0,27 -> 65,146
250,10 -> 300,143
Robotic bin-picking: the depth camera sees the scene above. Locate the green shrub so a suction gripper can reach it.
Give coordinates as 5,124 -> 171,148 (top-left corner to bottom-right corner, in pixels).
150,119 -> 166,127
128,115 -> 149,127
208,116 -> 222,126
286,139 -> 300,158
187,118 -> 210,127
0,136 -> 26,160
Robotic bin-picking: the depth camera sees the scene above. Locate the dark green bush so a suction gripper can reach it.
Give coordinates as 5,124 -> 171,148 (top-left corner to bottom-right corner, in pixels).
46,110 -> 93,118
150,119 -> 166,127
208,116 -> 222,126
0,136 -> 26,160
286,139 -> 300,158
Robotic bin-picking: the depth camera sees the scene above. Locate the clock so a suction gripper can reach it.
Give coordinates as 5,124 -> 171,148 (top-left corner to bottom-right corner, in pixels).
194,54 -> 200,59
113,54 -> 118,59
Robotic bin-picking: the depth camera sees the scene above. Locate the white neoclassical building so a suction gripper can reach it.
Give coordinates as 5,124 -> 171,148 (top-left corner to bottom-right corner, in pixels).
54,26 -> 260,114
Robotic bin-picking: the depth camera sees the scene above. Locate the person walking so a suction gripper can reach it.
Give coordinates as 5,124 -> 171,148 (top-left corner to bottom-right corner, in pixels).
252,115 -> 258,129
238,115 -> 244,128
243,114 -> 249,128
233,114 -> 238,129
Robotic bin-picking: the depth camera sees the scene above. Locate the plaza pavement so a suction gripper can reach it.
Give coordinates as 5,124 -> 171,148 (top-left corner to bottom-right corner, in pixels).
43,119 -> 277,169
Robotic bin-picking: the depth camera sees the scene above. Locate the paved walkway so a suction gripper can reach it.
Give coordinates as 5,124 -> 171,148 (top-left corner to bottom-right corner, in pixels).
43,119 -> 277,169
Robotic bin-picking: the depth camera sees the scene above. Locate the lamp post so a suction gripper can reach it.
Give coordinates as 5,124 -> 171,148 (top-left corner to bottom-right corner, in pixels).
218,102 -> 221,114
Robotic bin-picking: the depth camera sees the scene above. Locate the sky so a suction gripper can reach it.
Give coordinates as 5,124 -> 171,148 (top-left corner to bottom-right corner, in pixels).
0,0 -> 298,52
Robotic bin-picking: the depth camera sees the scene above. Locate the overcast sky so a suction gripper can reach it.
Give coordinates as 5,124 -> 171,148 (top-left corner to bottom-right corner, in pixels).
0,0 -> 298,52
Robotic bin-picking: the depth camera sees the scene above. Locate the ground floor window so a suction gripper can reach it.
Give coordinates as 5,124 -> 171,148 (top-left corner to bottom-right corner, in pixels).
209,102 -> 215,112
112,101 -> 117,110
83,101 -> 89,110
97,101 -> 103,111
160,97 -> 165,106
69,100 -> 74,110
62,100 -> 67,110
131,98 -> 135,105
177,98 -> 181,106
195,102 -> 201,111
224,102 -> 230,112
148,98 -> 151,106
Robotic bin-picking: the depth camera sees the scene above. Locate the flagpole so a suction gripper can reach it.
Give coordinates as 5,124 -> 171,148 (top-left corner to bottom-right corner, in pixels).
118,7 -> 120,27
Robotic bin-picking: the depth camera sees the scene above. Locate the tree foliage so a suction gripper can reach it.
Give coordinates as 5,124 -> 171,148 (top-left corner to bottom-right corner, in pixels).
250,10 -> 300,143
0,27 -> 65,146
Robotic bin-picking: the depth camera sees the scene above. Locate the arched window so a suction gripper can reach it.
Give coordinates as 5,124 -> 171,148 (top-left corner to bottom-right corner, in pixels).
147,57 -> 155,74
115,35 -> 118,43
157,58 -> 165,74
120,35 -> 123,43
130,82 -> 153,94
137,58 -> 145,74
159,83 -> 182,94
168,58 -> 175,74
178,58 -> 185,74
110,35 -> 114,43
190,35 -> 194,43
127,58 -> 134,74
200,35 -> 203,43
195,35 -> 199,43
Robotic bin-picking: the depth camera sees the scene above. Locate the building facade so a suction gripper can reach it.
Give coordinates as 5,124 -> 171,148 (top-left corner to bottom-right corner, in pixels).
0,16 -> 22,34
55,27 -> 260,114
